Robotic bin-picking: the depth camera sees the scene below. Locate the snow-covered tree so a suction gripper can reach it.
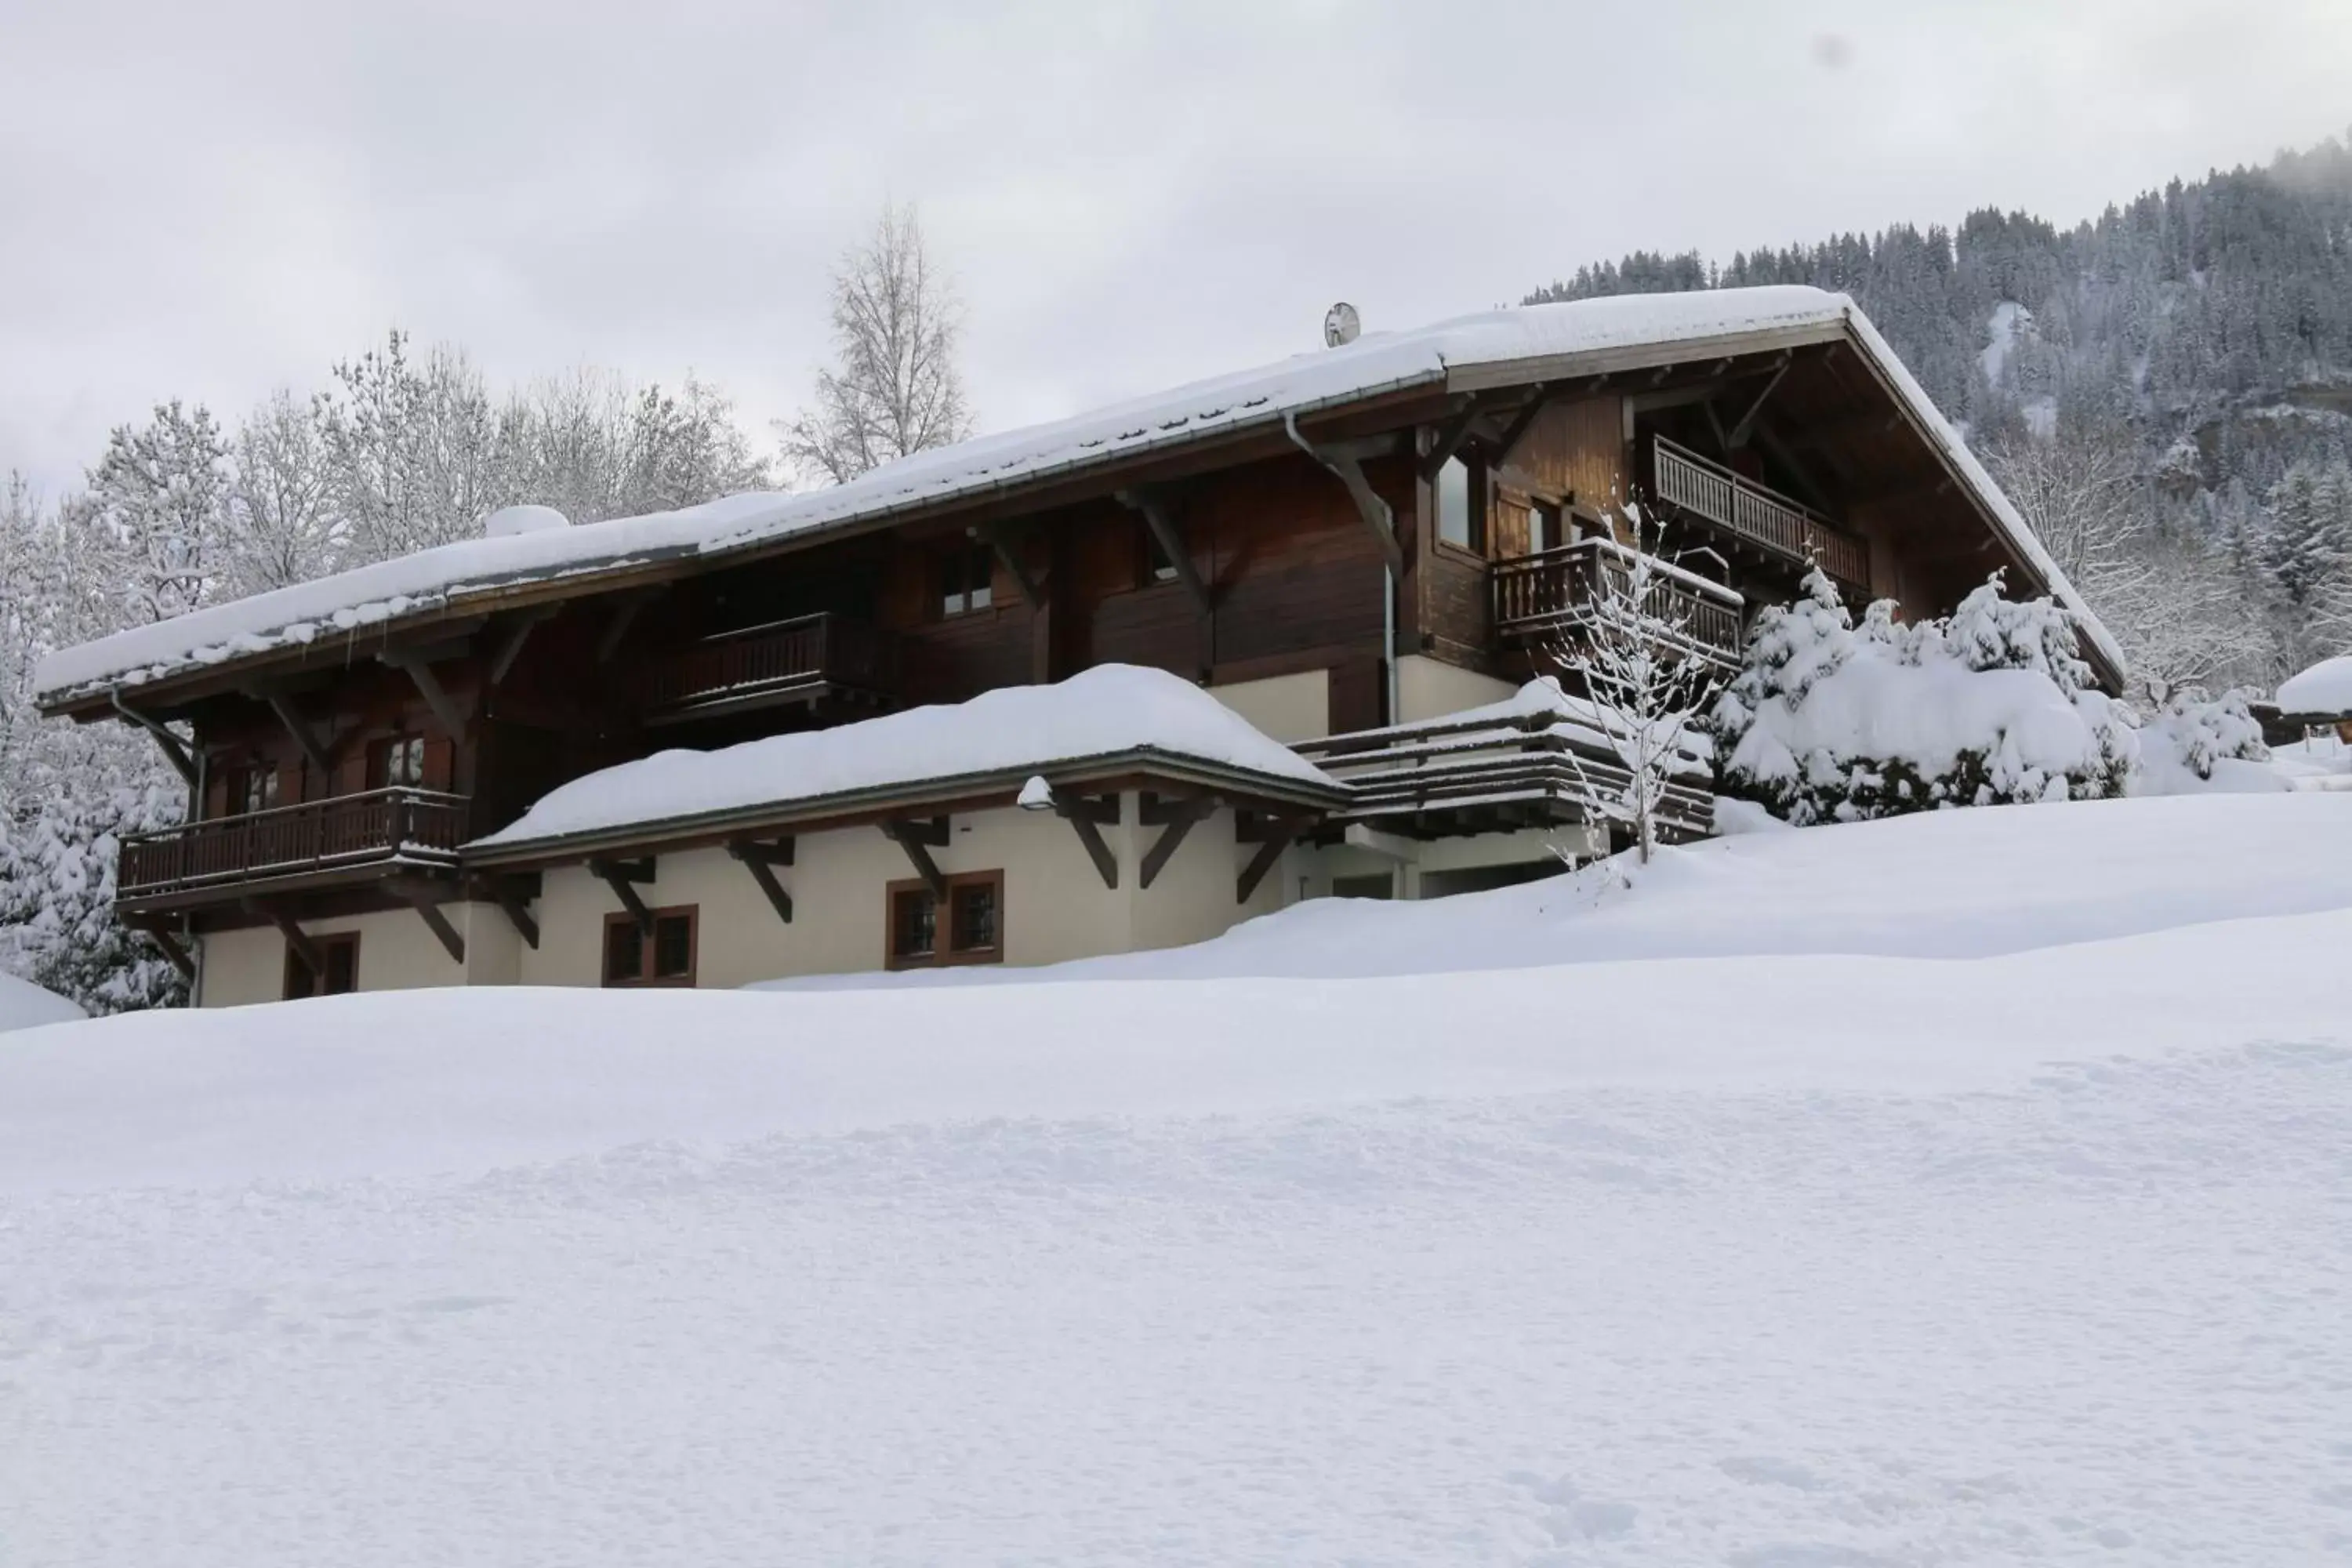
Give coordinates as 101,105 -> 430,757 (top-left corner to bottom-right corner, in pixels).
1708,570 -> 2134,824
223,390 -> 340,594
321,331 -> 504,562
0,783 -> 187,1014
86,401 -> 229,623
1544,506 -> 1729,864
782,203 -> 972,485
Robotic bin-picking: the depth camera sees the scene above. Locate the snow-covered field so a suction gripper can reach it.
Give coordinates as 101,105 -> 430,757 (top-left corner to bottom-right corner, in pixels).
5,795 -> 2350,1565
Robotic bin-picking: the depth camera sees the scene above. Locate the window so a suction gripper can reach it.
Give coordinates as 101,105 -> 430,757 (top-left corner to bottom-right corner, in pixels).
1330,873 -> 1394,901
603,906 -> 698,987
234,764 -> 281,816
1141,521 -> 1181,585
887,870 -> 1004,969
1436,455 -> 1482,553
940,543 -> 996,617
283,932 -> 360,1000
371,734 -> 426,789
1530,500 -> 1561,555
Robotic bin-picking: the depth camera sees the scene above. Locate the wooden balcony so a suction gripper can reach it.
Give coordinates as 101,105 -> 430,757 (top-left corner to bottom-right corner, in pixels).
631,612 -> 898,724
1650,434 -> 1869,590
116,788 -> 468,912
1297,704 -> 1715,842
1491,537 -> 1744,665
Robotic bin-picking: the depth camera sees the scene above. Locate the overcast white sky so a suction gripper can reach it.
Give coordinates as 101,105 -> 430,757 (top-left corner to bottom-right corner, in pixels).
2,1 -> 2347,495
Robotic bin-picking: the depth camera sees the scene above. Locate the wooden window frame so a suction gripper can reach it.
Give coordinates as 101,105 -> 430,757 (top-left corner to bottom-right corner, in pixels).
1431,452 -> 1488,564
370,732 -> 427,790
601,904 -> 699,988
1136,517 -> 1182,589
938,542 -> 997,619
884,869 -> 1005,971
283,931 -> 361,1000
233,760 -> 281,817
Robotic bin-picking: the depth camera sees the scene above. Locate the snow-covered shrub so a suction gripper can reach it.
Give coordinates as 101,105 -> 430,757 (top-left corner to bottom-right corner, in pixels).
0,784 -> 187,1014
2129,689 -> 2280,795
1708,570 -> 2135,825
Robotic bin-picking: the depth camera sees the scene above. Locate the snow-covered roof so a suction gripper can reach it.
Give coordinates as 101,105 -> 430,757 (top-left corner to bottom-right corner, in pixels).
468,664 -> 1340,857
2276,655 -> 2352,716
35,282 -> 2121,704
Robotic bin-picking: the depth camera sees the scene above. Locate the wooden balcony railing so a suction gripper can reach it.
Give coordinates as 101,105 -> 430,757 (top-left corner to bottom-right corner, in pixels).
1491,538 -> 1744,663
117,788 -> 469,903
1651,435 -> 1870,589
630,612 -> 897,721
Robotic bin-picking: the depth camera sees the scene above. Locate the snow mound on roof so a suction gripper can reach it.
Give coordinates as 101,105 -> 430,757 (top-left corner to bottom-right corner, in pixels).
34,287 -> 1853,706
2278,654 -> 2352,715
483,503 -> 569,538
473,664 -> 1335,851
0,971 -> 85,1034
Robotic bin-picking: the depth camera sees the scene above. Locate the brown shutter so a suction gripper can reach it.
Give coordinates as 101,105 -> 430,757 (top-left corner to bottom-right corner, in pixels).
336,748 -> 368,797
423,736 -> 455,792
203,768 -> 229,821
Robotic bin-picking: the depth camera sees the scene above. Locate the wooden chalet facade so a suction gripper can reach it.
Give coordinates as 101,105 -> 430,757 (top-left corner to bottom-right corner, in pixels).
36,287 -> 2121,1004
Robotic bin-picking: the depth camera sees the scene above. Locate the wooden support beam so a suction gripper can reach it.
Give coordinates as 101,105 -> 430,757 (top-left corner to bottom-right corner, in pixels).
488,606 -> 559,687
1236,818 -> 1301,904
977,524 -> 1046,610
378,650 -> 464,735
1488,384 -> 1564,466
481,876 -> 540,949
1115,488 -> 1212,615
246,898 -> 321,974
1415,397 -> 1485,482
878,818 -> 949,898
1283,412 -> 1403,574
1722,352 -> 1793,449
260,689 -> 333,775
726,837 -> 796,925
392,879 -> 466,964
1138,793 -> 1214,889
594,591 -> 665,664
109,690 -> 195,785
1034,787 -> 1120,890
136,923 -> 195,979
587,856 -> 657,935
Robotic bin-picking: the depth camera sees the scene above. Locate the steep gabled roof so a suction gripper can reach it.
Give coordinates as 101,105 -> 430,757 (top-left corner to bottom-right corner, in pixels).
36,285 -> 2121,707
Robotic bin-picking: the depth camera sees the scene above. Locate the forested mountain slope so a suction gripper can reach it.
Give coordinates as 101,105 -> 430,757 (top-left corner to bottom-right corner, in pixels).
1530,132 -> 2352,694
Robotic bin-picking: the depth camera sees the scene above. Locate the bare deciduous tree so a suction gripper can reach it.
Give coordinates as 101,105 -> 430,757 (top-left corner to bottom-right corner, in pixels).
1547,504 -> 1730,866
224,390 -> 339,595
781,204 -> 972,485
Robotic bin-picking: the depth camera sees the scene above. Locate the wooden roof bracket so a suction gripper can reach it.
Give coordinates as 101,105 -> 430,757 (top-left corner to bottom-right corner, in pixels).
243,897 -> 321,974
726,836 -> 796,926
975,522 -> 1047,610
1114,487 -> 1212,615
376,648 -> 465,736
1138,791 -> 1216,890
391,877 -> 466,964
1235,812 -> 1307,904
488,604 -> 562,687
109,688 -> 195,786
878,817 -> 950,898
587,856 -> 658,936
1034,786 -> 1120,889
477,873 -> 541,949
1283,411 -> 1403,575
127,918 -> 196,979
256,687 -> 335,775
1723,351 -> 1795,450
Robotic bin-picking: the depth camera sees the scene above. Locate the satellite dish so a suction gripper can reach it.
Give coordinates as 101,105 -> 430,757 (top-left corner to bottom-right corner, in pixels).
1323,301 -> 1361,348
482,503 -> 570,539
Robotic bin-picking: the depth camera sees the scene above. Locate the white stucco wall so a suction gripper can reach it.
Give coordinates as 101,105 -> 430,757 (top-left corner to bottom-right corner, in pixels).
515,797 -> 1294,990
1208,668 -> 1330,742
1395,654 -> 1517,724
197,902 -> 506,1008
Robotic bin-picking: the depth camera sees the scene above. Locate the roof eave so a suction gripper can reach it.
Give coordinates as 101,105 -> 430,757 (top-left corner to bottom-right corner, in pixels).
461,746 -> 1347,870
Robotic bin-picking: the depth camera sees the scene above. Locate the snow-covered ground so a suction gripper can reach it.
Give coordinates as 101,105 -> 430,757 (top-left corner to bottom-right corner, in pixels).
5,794 -> 2350,1565
0,969 -> 82,1033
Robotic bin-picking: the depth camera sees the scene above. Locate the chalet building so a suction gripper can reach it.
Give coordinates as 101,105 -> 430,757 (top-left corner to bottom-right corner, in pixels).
35,286 -> 2121,1006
